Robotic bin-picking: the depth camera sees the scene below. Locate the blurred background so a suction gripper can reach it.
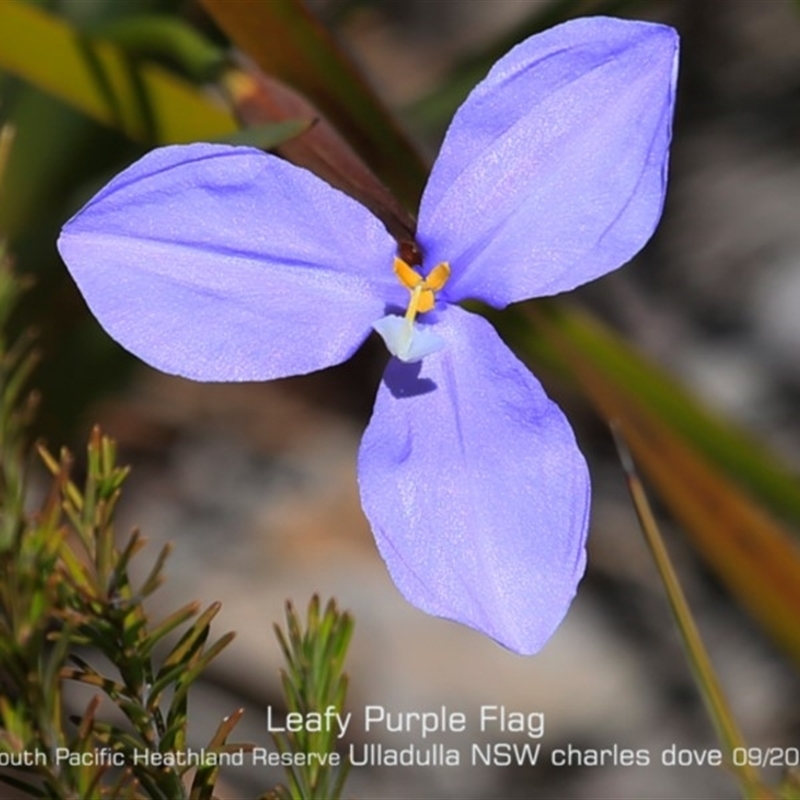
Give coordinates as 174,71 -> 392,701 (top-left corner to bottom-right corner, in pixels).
2,0 -> 800,798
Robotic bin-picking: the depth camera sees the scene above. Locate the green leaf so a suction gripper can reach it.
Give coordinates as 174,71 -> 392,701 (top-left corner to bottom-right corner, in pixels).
141,601 -> 201,658
160,601 -> 220,669
0,0 -> 236,144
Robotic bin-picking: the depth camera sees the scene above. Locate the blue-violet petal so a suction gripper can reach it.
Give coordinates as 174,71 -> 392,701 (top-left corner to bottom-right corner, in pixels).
358,306 -> 590,654
58,143 -> 400,380
418,16 -> 679,307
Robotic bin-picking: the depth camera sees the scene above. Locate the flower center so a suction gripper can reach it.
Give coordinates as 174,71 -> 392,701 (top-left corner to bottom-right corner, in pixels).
393,256 -> 451,322
371,257 -> 451,364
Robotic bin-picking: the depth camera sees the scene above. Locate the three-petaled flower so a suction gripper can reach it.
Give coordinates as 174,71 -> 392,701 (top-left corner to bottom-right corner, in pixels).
58,16 -> 678,654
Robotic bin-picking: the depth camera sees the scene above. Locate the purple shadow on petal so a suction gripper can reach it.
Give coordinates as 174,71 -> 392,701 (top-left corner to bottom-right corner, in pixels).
383,358 -> 437,399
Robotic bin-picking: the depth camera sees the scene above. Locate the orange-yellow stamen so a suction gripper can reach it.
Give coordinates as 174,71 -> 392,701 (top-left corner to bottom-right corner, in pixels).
393,257 -> 451,320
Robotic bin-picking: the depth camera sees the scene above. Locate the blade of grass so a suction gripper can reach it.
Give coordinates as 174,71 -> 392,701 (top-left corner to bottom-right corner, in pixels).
611,425 -> 769,800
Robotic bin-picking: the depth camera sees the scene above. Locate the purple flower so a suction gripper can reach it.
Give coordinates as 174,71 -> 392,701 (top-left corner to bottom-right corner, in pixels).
57,17 -> 678,654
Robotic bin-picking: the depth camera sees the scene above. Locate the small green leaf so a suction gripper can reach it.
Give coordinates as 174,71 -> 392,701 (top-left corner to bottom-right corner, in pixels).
161,601 -> 220,669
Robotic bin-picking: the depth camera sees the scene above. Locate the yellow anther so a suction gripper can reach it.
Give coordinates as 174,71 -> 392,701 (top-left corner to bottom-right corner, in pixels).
394,257 -> 423,290
393,257 -> 451,318
425,261 -> 451,291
